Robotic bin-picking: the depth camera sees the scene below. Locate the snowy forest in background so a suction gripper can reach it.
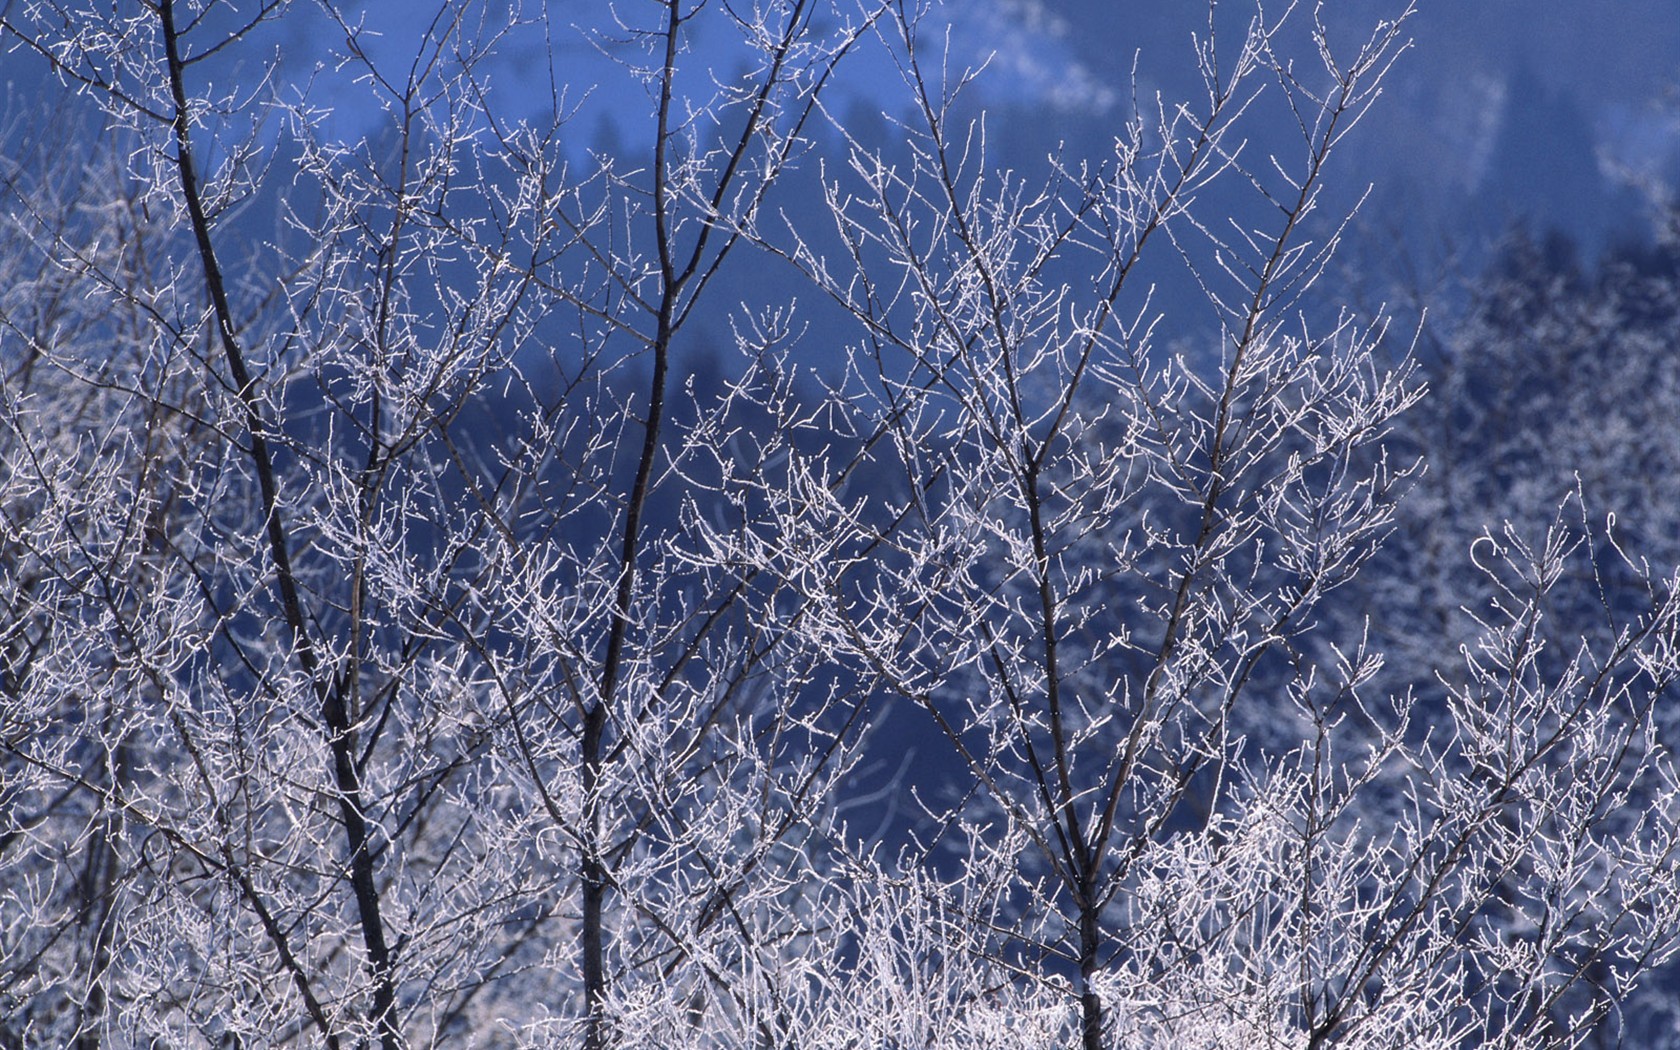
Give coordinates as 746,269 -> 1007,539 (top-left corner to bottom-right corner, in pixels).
5,1 -> 1680,1047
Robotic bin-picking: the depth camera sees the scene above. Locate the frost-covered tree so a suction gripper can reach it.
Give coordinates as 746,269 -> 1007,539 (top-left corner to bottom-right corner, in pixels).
2,2 -> 1679,1049
732,6 -> 1680,1047
1,1 -> 891,1045
1329,218 -> 1680,1048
